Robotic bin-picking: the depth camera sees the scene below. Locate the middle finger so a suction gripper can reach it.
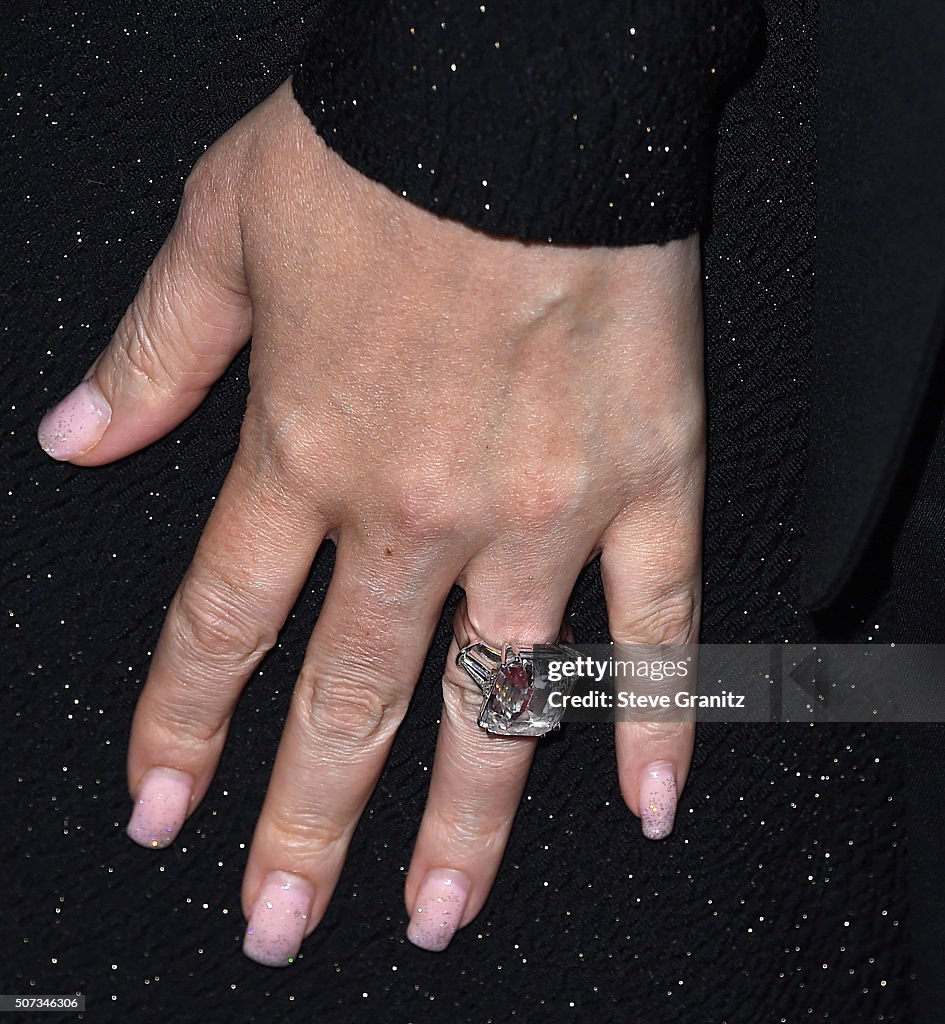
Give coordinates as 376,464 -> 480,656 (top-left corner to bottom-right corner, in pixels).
240,532 -> 464,966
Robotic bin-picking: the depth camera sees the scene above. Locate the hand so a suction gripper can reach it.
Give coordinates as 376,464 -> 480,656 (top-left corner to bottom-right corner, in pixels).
37,80 -> 705,963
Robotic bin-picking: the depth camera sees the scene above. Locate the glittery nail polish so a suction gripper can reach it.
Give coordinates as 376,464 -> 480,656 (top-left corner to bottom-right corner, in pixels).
406,868 -> 470,952
243,872 -> 314,967
639,761 -> 677,839
126,767 -> 194,849
37,378 -> 111,459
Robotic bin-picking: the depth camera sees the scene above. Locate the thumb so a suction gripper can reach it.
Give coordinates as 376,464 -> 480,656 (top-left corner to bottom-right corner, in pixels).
37,154 -> 252,465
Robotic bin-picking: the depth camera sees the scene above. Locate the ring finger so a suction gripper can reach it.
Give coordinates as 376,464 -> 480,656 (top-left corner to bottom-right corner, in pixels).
403,545 -> 589,951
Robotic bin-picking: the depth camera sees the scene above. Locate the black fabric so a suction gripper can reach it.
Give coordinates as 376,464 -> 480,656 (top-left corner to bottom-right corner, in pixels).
293,0 -> 763,245
802,0 -> 945,609
892,344 -> 945,1019
2,1 -> 942,1022
808,10 -> 945,1010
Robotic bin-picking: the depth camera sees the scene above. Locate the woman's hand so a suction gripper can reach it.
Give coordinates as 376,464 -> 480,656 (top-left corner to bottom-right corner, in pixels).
37,81 -> 705,963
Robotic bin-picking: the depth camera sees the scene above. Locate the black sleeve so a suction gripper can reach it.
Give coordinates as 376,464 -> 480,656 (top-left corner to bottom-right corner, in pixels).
292,1 -> 762,246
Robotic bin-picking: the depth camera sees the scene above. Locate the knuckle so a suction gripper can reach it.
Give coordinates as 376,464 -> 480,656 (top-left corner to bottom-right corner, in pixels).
640,406 -> 706,496
386,462 -> 463,542
505,460 -> 590,530
433,794 -> 506,847
492,379 -> 592,516
173,560 -> 276,665
240,394 -> 320,497
114,281 -> 178,395
178,151 -> 227,236
299,673 -> 401,748
149,693 -> 229,749
628,717 -> 690,745
615,588 -> 699,645
176,145 -> 243,280
181,154 -> 212,210
265,806 -> 347,860
392,484 -> 446,541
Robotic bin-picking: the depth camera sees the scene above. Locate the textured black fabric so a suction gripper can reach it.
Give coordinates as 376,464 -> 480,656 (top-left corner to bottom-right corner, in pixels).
891,341 -> 945,1019
1,1 -> 936,1022
802,0 -> 945,608
806,10 -> 945,1008
293,0 -> 763,245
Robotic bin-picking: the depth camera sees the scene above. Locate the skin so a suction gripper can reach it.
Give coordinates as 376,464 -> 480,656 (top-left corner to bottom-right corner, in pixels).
39,81 -> 705,950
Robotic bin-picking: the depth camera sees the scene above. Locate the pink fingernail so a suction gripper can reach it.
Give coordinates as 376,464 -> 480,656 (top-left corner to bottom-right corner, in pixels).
37,379 -> 111,459
407,869 -> 470,952
243,871 -> 314,967
640,761 -> 678,839
126,767 -> 194,849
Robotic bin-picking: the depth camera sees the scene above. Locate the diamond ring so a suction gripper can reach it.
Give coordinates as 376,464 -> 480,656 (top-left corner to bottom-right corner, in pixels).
456,641 -> 578,737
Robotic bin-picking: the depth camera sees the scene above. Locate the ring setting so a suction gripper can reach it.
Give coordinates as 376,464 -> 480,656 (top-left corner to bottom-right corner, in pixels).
456,641 -> 578,737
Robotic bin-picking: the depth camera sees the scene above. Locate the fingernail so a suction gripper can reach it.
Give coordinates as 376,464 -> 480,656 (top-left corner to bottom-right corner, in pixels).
640,761 -> 677,839
407,868 -> 470,952
37,379 -> 111,460
126,767 -> 194,849
243,871 -> 315,967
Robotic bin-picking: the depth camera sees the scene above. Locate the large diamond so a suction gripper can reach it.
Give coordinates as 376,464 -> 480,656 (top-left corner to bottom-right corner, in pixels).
478,655 -> 562,737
